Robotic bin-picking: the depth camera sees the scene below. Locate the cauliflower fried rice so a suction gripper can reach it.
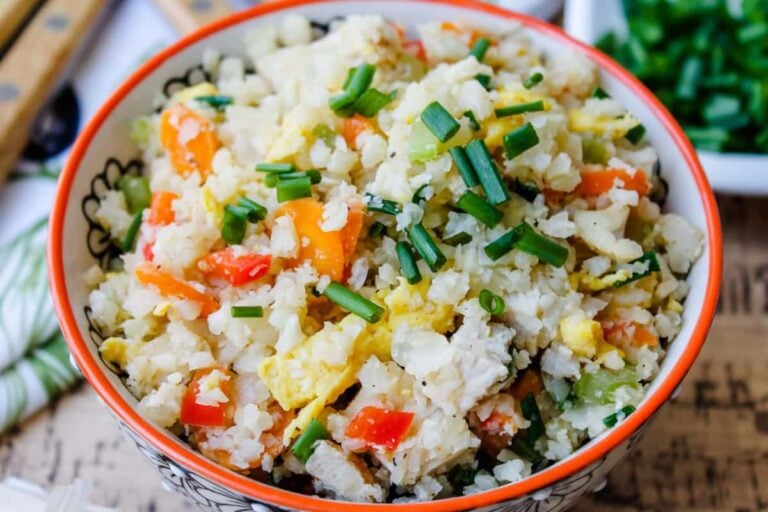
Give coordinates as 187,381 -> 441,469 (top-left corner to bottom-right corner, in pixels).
86,15 -> 704,503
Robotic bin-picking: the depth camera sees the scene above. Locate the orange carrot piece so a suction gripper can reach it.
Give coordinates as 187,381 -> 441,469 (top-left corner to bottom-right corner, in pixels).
342,114 -> 374,150
148,191 -> 178,226
602,320 -> 659,347
134,263 -> 219,317
577,168 -> 650,197
276,198 -> 345,281
160,104 -> 220,180
511,369 -> 544,402
339,203 -> 364,266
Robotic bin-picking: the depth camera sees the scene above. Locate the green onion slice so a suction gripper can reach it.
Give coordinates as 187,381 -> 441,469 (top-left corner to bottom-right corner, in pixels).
412,184 -> 430,205
475,74 -> 492,90
510,436 -> 543,464
330,63 -> 376,112
495,100 -> 545,118
465,139 -> 510,205
420,101 -> 460,143
194,95 -> 234,110
291,419 -> 329,463
479,289 -> 505,315
449,146 -> 479,188
485,222 -> 568,267
591,86 -> 610,99
469,37 -> 491,62
322,282 -> 385,323
613,251 -> 660,288
117,175 -> 151,214
267,170 -> 322,187
122,210 -> 143,252
512,178 -> 540,202
625,123 -> 646,144
365,193 -> 401,215
231,306 -> 264,318
237,197 -> 268,222
462,110 -> 481,131
503,122 -> 540,160
406,224 -> 446,272
353,88 -> 396,117
396,241 -> 422,285
521,393 -> 545,443
602,405 -> 636,428
523,72 -> 544,89
221,205 -> 249,244
276,176 -> 312,203
456,190 -> 503,228
256,162 -> 296,173
368,221 -> 387,238
444,231 -> 473,246
312,124 -> 336,147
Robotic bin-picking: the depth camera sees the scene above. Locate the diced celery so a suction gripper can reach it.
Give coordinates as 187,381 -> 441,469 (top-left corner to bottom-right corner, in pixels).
574,367 -> 640,405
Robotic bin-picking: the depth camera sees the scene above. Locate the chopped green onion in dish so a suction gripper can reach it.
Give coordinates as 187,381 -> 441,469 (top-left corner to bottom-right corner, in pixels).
266,170 -> 322,188
117,175 -> 151,214
523,71 -> 543,89
221,204 -> 249,244
602,405 -> 636,428
122,210 -> 143,252
443,231 -> 473,246
456,190 -> 503,228
479,289 -> 505,315
475,73 -> 492,90
465,139 -> 511,205
485,222 -> 568,267
462,110 -> 481,131
276,176 -> 312,202
512,179 -> 540,203
503,122 -> 540,160
194,95 -> 234,110
406,224 -> 446,272
449,146 -> 479,187
312,123 -> 337,147
291,419 -> 329,463
237,197 -> 268,222
368,221 -> 387,238
420,101 -> 460,143
412,184 -> 430,205
625,123 -> 646,144
591,86 -> 610,99
353,88 -> 396,117
256,162 -> 296,173
396,241 -> 422,285
322,282 -> 385,323
520,393 -> 545,443
510,436 -> 544,464
613,251 -> 661,288
365,193 -> 401,215
330,63 -> 376,112
469,37 -> 491,62
582,137 -> 609,165
231,306 -> 264,318
495,100 -> 545,118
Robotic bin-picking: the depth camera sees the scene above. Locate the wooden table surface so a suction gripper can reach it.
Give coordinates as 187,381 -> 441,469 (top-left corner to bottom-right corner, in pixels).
1,195 -> 766,512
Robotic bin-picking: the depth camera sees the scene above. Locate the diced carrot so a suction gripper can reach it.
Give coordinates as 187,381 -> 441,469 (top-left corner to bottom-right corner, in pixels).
200,248 -> 271,287
342,114 -> 374,150
345,406 -> 414,451
134,263 -> 219,317
276,198 -> 345,281
576,168 -> 650,197
339,203 -> 364,266
511,369 -> 544,402
148,191 -> 178,226
441,21 -> 462,33
159,104 -> 220,180
180,368 -> 233,428
602,320 -> 659,347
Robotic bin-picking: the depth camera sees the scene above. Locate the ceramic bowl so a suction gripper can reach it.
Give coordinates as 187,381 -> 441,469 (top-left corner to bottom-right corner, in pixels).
49,1 -> 722,511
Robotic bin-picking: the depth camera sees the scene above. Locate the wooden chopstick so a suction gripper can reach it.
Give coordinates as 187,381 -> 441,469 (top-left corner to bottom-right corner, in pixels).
152,0 -> 234,35
0,0 -> 45,53
0,0 -> 106,185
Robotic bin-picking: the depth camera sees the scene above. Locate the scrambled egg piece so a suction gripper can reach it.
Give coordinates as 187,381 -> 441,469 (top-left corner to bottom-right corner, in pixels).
559,314 -> 623,365
570,270 -> 633,292
172,82 -> 219,104
100,337 -> 134,367
258,278 -> 456,442
485,88 -> 550,150
567,108 -> 639,139
201,185 -> 223,221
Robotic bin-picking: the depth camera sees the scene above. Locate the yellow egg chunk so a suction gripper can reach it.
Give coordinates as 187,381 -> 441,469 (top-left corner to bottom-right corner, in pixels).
567,108 -> 639,139
559,314 -> 603,358
99,337 -> 130,366
572,269 -> 633,292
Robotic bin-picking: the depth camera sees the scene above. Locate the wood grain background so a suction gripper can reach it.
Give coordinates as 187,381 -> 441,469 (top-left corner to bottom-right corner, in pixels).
1,195 -> 766,511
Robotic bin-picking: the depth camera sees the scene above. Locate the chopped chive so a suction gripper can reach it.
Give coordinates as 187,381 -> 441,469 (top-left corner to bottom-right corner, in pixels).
237,197 -> 268,222
396,241 -> 422,285
329,90 -> 356,112
412,184 -> 430,205
465,139 -> 510,206
484,230 -> 517,261
613,251 -> 660,288
117,175 -> 151,214
264,173 -> 280,188
420,101 -> 460,143
231,306 -> 264,318
222,205 -> 249,244
469,37 -> 491,62
322,282 -> 385,323
456,190 -> 503,228
602,405 -> 636,428
291,419 -> 329,463
122,210 -> 143,252
365,193 -> 401,215
406,224 -> 446,272
353,88 -> 396,117
369,221 -> 387,238
495,100 -> 545,118
523,72 -> 544,89
256,162 -> 296,173
449,146 -> 479,187
266,170 -> 322,188
312,123 -> 337,148
512,178 -> 540,202
521,393 -> 545,443
276,176 -> 312,203
462,110 -> 481,131
582,137 -> 610,165
625,123 -> 646,144
591,86 -> 610,99
475,73 -> 492,90
479,289 -> 505,315
503,122 -> 540,159
510,436 -> 543,464
444,231 -> 473,246
330,63 -> 376,112
194,95 -> 234,110
485,222 -> 568,266
675,56 -> 703,100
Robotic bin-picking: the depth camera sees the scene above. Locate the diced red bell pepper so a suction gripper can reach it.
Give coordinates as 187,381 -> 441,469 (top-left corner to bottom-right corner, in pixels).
200,248 -> 272,287
180,368 -> 233,428
345,406 -> 414,451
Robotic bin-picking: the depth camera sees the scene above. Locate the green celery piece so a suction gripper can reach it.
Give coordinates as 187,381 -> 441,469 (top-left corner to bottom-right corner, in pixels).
574,367 -> 640,405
